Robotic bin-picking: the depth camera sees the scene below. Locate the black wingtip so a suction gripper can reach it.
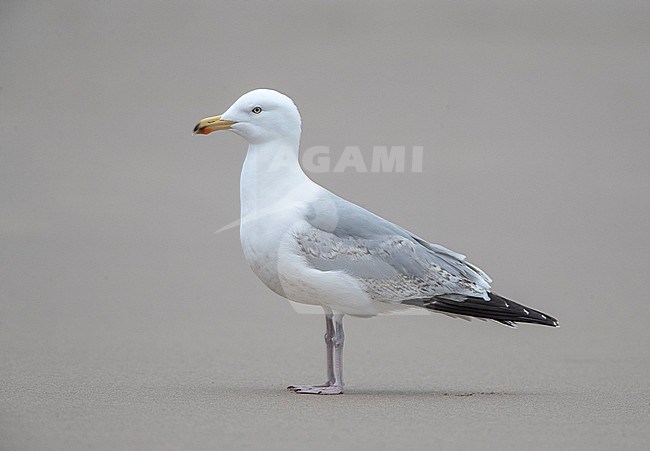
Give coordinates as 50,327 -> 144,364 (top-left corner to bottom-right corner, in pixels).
404,292 -> 559,327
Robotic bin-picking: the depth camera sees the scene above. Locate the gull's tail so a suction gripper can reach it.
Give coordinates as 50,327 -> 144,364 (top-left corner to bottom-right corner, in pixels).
403,293 -> 559,328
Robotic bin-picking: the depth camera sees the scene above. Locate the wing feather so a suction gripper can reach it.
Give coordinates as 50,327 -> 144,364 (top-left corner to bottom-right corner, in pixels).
295,193 -> 492,303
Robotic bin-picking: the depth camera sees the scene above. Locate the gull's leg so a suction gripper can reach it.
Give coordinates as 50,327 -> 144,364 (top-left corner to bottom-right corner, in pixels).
324,312 -> 335,385
291,313 -> 345,395
331,313 -> 345,391
288,310 -> 336,393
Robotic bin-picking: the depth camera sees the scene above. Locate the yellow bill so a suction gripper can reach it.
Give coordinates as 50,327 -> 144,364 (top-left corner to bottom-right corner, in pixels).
193,115 -> 237,135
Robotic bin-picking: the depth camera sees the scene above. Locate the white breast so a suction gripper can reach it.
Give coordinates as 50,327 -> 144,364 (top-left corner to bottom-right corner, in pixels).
238,143 -> 317,297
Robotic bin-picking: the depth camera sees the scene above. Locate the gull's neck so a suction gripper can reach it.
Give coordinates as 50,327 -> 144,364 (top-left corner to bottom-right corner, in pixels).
240,136 -> 313,219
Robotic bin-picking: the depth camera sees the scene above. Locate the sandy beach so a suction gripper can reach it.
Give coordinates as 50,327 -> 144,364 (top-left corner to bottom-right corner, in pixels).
1,1 -> 648,449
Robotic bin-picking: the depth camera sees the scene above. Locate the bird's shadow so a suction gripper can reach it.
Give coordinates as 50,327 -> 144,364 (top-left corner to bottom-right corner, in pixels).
220,384 -> 528,399
277,387 -> 523,398
324,389 -> 516,398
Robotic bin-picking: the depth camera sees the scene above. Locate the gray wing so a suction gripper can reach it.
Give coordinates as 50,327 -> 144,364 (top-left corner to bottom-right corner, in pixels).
295,192 -> 492,303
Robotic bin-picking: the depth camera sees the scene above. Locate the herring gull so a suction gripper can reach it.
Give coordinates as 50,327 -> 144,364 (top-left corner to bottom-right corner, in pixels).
193,89 -> 558,395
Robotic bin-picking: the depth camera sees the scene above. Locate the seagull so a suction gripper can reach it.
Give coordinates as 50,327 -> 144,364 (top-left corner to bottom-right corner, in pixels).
194,89 -> 558,395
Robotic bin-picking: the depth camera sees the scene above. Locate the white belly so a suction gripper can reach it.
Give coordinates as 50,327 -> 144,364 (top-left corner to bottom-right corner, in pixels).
239,207 -> 292,298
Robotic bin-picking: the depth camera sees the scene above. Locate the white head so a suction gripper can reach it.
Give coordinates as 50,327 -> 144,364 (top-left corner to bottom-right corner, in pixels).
194,89 -> 301,145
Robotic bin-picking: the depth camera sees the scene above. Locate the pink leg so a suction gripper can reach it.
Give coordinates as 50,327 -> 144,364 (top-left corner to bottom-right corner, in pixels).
288,312 -> 345,395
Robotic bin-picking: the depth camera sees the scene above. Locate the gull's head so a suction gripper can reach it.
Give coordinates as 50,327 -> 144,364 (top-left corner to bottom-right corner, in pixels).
193,89 -> 301,144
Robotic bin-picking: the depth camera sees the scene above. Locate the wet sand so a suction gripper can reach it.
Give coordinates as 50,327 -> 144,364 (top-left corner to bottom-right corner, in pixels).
1,1 -> 648,449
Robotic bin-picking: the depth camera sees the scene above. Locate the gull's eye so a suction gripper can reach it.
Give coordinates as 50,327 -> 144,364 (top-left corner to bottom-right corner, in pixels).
251,106 -> 262,114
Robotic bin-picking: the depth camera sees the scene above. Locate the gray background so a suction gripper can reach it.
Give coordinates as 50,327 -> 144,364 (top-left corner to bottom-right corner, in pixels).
1,1 -> 649,449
